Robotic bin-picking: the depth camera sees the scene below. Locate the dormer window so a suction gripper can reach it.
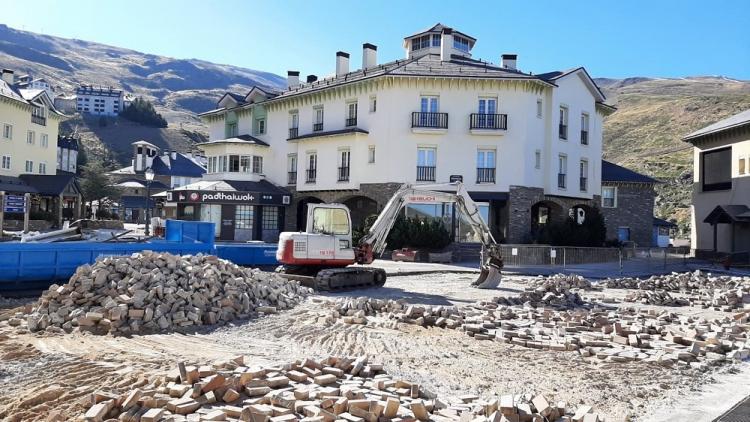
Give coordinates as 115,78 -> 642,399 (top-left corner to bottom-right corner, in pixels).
431,34 -> 441,47
412,35 -> 432,51
453,36 -> 470,52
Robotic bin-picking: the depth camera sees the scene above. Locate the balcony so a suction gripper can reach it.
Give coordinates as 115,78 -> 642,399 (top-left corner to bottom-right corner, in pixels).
338,166 -> 350,182
416,166 -> 436,182
345,117 -> 357,127
580,177 -> 588,192
287,171 -> 297,185
306,169 -> 317,183
476,167 -> 496,183
313,123 -> 324,132
289,127 -> 299,139
31,115 -> 46,126
581,130 -> 588,145
469,113 -> 507,133
558,173 -> 567,189
559,124 -> 568,140
411,112 -> 448,133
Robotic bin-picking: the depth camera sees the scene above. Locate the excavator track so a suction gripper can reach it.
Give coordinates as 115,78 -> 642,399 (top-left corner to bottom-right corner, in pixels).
275,265 -> 387,291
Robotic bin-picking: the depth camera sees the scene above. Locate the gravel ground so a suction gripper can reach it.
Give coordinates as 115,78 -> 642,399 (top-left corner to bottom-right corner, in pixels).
0,272 -> 748,421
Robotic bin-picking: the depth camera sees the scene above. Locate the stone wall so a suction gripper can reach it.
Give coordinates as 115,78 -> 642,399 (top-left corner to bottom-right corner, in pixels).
600,183 -> 655,247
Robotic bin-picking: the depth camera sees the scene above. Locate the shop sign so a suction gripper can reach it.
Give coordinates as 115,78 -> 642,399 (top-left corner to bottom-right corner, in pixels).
169,190 -> 290,206
3,195 -> 27,213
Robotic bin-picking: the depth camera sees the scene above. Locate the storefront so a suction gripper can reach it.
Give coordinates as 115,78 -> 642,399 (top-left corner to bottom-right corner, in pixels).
169,180 -> 291,242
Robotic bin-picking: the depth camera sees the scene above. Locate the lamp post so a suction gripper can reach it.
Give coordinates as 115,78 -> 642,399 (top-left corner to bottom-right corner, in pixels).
144,167 -> 154,236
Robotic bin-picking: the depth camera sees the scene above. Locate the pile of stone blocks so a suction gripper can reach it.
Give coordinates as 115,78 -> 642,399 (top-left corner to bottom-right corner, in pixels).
331,298 -> 464,328
622,290 -> 689,307
22,252 -> 312,335
82,355 -> 601,422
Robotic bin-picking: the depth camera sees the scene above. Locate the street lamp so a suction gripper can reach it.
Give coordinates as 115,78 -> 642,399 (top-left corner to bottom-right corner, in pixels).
144,167 -> 154,237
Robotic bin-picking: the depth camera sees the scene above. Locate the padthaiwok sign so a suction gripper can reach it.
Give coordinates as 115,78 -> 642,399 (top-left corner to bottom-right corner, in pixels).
167,190 -> 291,206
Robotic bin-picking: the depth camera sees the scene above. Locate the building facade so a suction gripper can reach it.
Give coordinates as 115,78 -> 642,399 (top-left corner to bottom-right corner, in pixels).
198,24 -> 617,243
684,109 -> 750,255
57,134 -> 79,174
75,85 -> 124,116
600,160 -> 659,246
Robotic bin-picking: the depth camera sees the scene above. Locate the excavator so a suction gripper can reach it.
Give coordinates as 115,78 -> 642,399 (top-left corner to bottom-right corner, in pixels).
276,182 -> 503,290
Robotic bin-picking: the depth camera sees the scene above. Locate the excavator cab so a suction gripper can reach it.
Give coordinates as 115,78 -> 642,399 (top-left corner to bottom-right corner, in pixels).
277,204 -> 356,267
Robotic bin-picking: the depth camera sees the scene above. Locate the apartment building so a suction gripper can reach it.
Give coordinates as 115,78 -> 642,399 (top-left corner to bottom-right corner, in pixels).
684,109 -> 750,255
75,85 -> 124,116
57,134 -> 79,174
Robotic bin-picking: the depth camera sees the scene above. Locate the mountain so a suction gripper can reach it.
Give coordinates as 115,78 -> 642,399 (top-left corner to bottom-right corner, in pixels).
0,24 -> 284,164
597,76 -> 750,235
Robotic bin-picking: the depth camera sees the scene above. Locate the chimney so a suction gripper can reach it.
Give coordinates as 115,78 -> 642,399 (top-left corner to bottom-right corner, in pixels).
306,75 -> 318,84
1,69 -> 14,85
440,28 -> 453,62
336,51 -> 349,77
362,43 -> 377,69
501,54 -> 517,70
287,71 -> 300,89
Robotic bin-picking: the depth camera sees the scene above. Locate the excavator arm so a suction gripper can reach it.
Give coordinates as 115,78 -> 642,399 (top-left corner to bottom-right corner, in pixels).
355,182 -> 503,289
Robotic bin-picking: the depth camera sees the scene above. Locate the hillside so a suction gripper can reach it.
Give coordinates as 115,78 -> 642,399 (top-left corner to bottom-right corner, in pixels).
0,24 -> 283,165
597,76 -> 750,235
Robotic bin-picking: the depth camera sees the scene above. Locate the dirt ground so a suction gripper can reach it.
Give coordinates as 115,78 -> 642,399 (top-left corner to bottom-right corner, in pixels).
1,273 -> 748,421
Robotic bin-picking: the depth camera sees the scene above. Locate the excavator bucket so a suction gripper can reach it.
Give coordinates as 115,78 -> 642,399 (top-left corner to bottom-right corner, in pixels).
471,246 -> 503,289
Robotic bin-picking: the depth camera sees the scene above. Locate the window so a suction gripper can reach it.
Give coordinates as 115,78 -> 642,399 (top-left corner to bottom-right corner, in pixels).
535,150 -> 541,169
579,160 -> 588,192
453,36 -> 470,52
39,162 -> 46,174
41,134 -> 48,148
27,131 -> 35,145
226,122 -> 238,137
228,155 -> 240,172
313,106 -> 324,131
419,96 -> 440,127
288,154 -> 297,172
338,149 -> 351,181
411,34 -> 431,51
252,156 -> 263,174
702,147 -> 732,191
312,207 -> 350,235
477,149 -> 496,183
478,98 -> 497,115
581,113 -> 589,145
307,152 -> 317,183
25,160 -> 33,173
235,205 -> 255,230
369,96 -> 377,113
536,99 -> 542,118
2,124 -> 11,139
239,155 -> 252,173
417,147 -> 436,181
1,155 -> 10,170
368,146 -> 375,163
602,187 -> 617,208
289,111 -> 299,128
559,106 -> 568,140
346,102 -> 358,126
431,34 -> 441,47
558,154 -> 567,189
219,155 -> 228,172
738,156 -> 747,176
256,119 -> 266,135
207,156 -> 216,173
262,207 -> 279,230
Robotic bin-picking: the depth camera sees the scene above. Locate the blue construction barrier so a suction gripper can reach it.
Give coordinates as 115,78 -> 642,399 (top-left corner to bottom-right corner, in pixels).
215,242 -> 279,267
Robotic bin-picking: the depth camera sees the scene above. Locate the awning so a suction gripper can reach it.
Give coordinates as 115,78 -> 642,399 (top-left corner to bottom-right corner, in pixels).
467,191 -> 509,202
704,205 -> 750,224
0,176 -> 38,194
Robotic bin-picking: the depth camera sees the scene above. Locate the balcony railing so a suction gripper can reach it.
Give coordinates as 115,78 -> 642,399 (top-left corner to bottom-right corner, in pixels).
470,113 -> 508,130
313,123 -> 324,132
306,169 -> 317,183
558,173 -> 567,189
580,177 -> 588,192
289,127 -> 299,139
287,171 -> 297,185
338,166 -> 350,182
412,112 -> 448,129
559,124 -> 568,140
31,115 -> 46,126
345,117 -> 357,127
476,167 -> 496,183
416,166 -> 436,182
581,130 -> 588,145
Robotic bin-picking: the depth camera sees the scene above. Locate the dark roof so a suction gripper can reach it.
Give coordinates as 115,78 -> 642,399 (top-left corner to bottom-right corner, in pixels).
149,153 -> 206,177
223,179 -> 291,195
536,67 -> 607,103
653,217 -> 677,227
289,127 -> 368,141
601,160 -> 659,184
198,134 -> 270,147
18,173 -> 80,196
226,92 -> 246,103
120,195 -> 157,209
57,135 -> 79,150
703,205 -> 750,224
0,175 -> 37,194
683,109 -> 750,143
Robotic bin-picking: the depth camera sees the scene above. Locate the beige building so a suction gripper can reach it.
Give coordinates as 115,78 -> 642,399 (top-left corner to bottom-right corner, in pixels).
684,109 -> 750,256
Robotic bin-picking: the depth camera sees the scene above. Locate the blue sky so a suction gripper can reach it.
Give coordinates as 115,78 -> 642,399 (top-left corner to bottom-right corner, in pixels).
2,0 -> 749,79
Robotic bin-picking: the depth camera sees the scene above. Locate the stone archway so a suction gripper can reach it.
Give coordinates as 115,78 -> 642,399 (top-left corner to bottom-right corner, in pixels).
530,200 -> 564,240
340,195 -> 379,230
296,196 -> 324,231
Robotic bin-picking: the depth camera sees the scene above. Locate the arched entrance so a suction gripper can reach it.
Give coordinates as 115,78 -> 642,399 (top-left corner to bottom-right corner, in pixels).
341,196 -> 378,230
569,204 -> 595,226
530,200 -> 563,241
296,196 -> 324,231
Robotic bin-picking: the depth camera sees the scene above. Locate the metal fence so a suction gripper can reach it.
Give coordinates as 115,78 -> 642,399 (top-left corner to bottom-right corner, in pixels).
499,245 -> 692,275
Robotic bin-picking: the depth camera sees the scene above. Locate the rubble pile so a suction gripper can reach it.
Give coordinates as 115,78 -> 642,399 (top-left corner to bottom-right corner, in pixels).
531,273 -> 594,291
82,355 -> 602,422
622,290 -> 689,307
20,252 -> 312,335
332,297 -> 464,327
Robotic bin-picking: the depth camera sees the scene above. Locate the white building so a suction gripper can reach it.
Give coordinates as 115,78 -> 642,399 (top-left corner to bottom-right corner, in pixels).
197,23 -> 616,243
75,85 -> 124,116
15,74 -> 53,98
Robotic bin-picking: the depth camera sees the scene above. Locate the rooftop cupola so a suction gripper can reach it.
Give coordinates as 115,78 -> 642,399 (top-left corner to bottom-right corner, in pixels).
403,23 -> 475,60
